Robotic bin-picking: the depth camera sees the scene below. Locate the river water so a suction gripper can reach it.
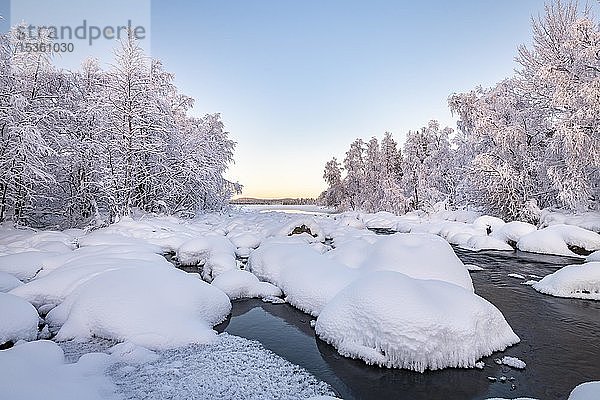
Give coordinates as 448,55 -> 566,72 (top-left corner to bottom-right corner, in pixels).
215,248 -> 600,400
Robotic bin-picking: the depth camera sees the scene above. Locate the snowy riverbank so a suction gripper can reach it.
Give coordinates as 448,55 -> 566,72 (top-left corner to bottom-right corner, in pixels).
1,207 -> 599,399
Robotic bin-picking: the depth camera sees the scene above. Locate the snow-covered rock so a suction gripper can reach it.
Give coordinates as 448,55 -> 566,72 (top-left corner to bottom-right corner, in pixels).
517,225 -> 600,257
315,271 -> 519,372
0,271 -> 23,292
568,381 -> 600,400
473,215 -> 506,233
277,217 -> 326,242
46,267 -> 231,349
0,292 -> 39,345
332,233 -> 474,291
0,340 -> 115,400
492,221 -> 537,244
211,269 -> 282,300
532,262 -> 600,300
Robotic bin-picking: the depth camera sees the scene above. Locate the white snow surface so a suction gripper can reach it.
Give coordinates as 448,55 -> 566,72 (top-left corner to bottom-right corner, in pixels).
0,271 -> 23,292
0,250 -> 61,281
517,225 -> 600,257
0,340 -> 115,400
211,269 -> 282,300
315,271 -> 519,372
568,381 -> 600,400
248,238 -> 358,316
330,233 -> 474,291
46,267 -> 232,349
0,292 -> 39,344
532,262 -> 600,300
177,235 -> 237,281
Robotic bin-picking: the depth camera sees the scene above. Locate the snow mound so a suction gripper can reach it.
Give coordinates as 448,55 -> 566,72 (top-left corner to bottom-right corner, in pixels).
343,233 -> 474,291
492,221 -> 537,244
517,225 -> 600,257
11,252 -> 171,309
532,262 -> 600,300
473,215 -> 506,233
362,211 -> 399,229
177,235 -> 237,281
0,292 -> 39,345
47,267 -> 232,349
315,271 -> 519,372
248,239 -> 358,316
0,251 -> 60,281
568,381 -> 600,400
463,235 -> 514,251
0,271 -> 23,292
211,269 -> 282,300
0,340 -> 115,400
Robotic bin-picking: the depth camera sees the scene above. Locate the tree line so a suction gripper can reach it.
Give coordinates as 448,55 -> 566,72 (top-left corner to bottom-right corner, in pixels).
320,1 -> 600,222
0,25 -> 240,227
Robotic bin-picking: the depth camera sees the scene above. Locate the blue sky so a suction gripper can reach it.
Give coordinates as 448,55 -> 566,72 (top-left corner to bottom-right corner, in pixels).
3,1 -> 593,198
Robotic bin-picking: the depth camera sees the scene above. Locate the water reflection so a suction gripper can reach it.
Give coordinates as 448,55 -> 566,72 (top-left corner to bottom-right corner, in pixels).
216,249 -> 600,400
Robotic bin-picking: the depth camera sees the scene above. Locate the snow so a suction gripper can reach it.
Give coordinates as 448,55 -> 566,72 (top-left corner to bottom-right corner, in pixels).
277,217 -> 326,242
517,225 -> 600,257
492,221 -> 538,244
0,340 -> 115,400
248,238 -> 359,316
568,381 -> 600,400
0,271 -> 22,292
11,250 -> 172,309
473,215 -> 506,232
177,235 -> 237,281
315,271 -> 519,372
46,267 -> 232,349
0,292 -> 39,345
587,251 -> 600,262
332,233 -> 474,291
508,273 -> 526,280
107,333 -> 335,400
500,356 -> 526,369
465,264 -> 484,271
540,211 -> 600,233
211,269 -> 282,300
0,250 -> 61,281
462,235 -> 514,251
532,262 -> 600,300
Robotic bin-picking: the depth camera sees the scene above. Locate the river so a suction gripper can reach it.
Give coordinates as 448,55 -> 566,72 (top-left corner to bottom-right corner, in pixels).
215,248 -> 600,400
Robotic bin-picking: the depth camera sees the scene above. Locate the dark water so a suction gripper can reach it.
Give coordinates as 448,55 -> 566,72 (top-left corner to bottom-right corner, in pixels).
215,248 -> 600,400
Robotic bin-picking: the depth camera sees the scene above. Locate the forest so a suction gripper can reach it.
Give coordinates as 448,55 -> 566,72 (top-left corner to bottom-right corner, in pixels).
0,24 -> 239,227
319,2 -> 600,223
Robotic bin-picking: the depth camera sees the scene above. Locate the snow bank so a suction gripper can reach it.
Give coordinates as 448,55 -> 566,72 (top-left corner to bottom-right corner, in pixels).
473,215 -> 506,233
211,269 -> 282,300
315,271 -> 519,372
0,292 -> 39,345
517,225 -> 600,257
0,340 -> 115,400
532,262 -> 600,300
47,267 -> 231,349
568,381 -> 600,400
0,271 -> 22,292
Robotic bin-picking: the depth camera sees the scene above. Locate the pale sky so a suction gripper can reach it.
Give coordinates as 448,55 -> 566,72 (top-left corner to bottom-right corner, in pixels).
3,0 -> 594,199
